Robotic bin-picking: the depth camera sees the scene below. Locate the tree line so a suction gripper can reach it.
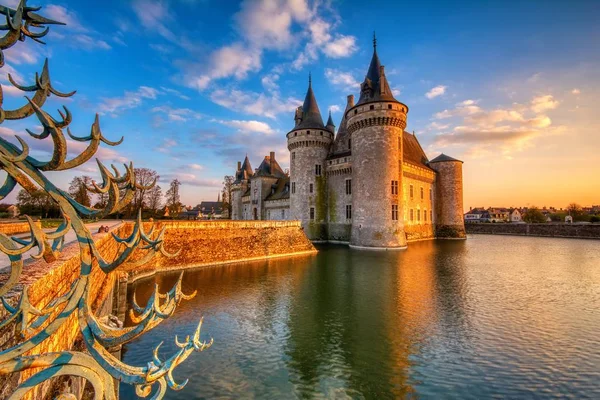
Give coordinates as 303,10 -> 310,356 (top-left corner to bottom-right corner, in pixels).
13,168 -> 184,219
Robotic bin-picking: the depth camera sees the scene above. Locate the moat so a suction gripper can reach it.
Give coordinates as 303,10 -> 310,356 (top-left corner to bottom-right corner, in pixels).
121,235 -> 600,399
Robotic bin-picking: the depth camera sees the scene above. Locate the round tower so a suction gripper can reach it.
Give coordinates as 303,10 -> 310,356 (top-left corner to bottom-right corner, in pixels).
429,154 -> 466,239
287,75 -> 334,240
347,37 -> 408,249
231,156 -> 253,220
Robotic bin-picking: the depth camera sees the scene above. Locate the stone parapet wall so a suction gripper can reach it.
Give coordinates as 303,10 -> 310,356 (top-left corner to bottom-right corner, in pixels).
0,221 -> 36,235
465,223 -> 600,239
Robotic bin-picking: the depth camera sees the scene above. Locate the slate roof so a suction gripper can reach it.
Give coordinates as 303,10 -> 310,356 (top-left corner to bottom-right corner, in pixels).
265,177 -> 290,201
254,155 -> 287,178
403,131 -> 430,167
197,201 -> 224,214
234,155 -> 253,183
357,40 -> 399,105
330,99 -> 353,156
295,75 -> 327,130
429,153 -> 463,164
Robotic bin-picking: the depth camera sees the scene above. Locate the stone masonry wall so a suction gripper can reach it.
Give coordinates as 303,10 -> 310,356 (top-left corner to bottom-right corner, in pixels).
0,221 -> 34,235
466,223 -> 600,239
347,103 -> 407,248
402,162 -> 436,241
326,159 -> 352,242
430,161 -> 466,239
124,220 -> 317,280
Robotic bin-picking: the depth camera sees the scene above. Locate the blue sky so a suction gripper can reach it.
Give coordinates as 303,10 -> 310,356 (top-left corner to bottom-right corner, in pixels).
1,0 -> 599,208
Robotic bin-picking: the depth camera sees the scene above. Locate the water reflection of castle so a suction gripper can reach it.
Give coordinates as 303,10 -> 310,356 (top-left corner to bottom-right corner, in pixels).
231,37 -> 466,249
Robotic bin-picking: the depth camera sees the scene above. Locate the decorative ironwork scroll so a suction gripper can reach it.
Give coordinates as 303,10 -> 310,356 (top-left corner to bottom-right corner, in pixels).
0,1 -> 211,398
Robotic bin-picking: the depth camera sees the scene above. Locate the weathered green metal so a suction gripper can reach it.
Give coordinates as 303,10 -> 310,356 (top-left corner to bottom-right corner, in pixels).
0,1 -> 211,398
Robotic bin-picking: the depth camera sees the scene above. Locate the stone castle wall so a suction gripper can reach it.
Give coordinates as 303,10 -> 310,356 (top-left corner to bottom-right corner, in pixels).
287,129 -> 333,240
465,223 -> 600,239
0,221 -> 34,235
402,162 -> 436,241
326,158 -> 352,242
347,103 -> 407,248
430,161 -> 466,239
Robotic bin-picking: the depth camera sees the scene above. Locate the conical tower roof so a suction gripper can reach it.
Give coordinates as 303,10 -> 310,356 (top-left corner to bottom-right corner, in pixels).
235,155 -> 254,183
331,97 -> 353,155
326,110 -> 335,129
295,73 -> 326,130
357,34 -> 399,105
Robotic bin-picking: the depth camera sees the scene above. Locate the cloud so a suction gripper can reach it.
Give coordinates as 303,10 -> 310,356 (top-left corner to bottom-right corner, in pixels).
324,68 -> 359,91
159,86 -> 190,100
98,86 -> 160,116
329,105 -> 341,113
151,106 -> 202,122
530,95 -> 559,113
132,0 -> 176,42
162,172 -> 222,188
431,95 -> 565,158
43,5 -> 111,51
216,119 -> 276,135
45,5 -> 87,31
186,43 -> 262,90
571,88 -> 581,95
261,74 -> 280,92
426,85 -> 447,99
210,88 -> 301,119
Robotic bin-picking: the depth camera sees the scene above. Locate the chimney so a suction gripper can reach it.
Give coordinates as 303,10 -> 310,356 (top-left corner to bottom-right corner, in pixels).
237,161 -> 241,170
347,94 -> 354,108
379,66 -> 386,94
270,151 -> 275,173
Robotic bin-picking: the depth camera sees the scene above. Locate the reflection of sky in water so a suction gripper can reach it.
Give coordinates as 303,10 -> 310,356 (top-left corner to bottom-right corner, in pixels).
121,236 -> 600,399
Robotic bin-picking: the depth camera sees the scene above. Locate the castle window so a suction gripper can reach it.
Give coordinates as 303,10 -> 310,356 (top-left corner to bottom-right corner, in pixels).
388,104 -> 392,109
294,132 -> 297,137
348,139 -> 351,149
410,209 -> 414,221
421,187 -> 424,199
430,210 -> 433,221
354,109 -> 357,115
291,182 -> 296,194
345,179 -> 352,195
410,185 -> 414,199
430,188 -> 432,201
424,209 -> 427,222
315,164 -> 322,176
309,183 -> 313,193
292,152 -> 296,161
307,130 -> 310,135
282,210 -> 285,219
370,105 -> 375,110
392,205 -> 399,221
320,131 -> 323,136
346,204 -> 352,220
417,209 -> 421,222
310,207 -> 315,220
391,180 -> 399,195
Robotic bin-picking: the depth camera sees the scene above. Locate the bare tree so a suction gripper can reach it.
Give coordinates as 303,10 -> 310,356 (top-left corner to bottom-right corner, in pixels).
147,185 -> 163,216
132,168 -> 159,216
222,175 -> 234,218
68,176 -> 92,207
165,179 -> 181,217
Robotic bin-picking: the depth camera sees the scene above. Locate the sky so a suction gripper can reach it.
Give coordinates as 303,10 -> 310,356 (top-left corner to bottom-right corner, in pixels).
1,0 -> 599,210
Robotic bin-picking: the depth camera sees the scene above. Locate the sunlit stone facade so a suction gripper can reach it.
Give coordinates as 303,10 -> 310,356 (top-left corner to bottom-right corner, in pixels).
230,40 -> 466,248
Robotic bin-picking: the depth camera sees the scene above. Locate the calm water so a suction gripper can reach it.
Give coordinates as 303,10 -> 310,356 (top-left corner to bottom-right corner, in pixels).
121,235 -> 600,399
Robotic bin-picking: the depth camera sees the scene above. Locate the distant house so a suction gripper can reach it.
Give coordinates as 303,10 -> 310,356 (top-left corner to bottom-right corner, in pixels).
198,201 -> 224,219
179,209 -> 201,220
7,205 -> 19,218
509,208 -> 522,223
464,207 -> 485,223
488,207 -> 510,223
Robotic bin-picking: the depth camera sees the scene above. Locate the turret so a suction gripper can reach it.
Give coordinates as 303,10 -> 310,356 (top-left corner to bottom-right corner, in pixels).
231,155 -> 253,220
326,110 -> 335,133
347,34 -> 409,249
287,74 -> 333,239
429,154 -> 466,238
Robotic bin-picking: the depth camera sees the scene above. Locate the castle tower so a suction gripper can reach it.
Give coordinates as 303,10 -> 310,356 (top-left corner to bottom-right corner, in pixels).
231,155 -> 253,220
287,74 -> 334,239
346,36 -> 409,249
429,154 -> 466,238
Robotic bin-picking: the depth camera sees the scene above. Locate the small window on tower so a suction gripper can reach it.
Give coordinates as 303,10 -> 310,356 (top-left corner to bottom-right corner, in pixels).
307,130 -> 310,135
310,207 -> 315,220
354,109 -> 357,115
410,209 -> 414,221
388,104 -> 392,109
392,205 -> 399,221
346,204 -> 352,220
424,209 -> 427,222
348,139 -> 351,149
315,164 -> 322,176
370,105 -> 375,110
294,132 -> 297,137
291,182 -> 296,194
309,183 -> 313,193
292,152 -> 296,161
320,131 -> 323,136
421,187 -> 424,199
410,185 -> 414,199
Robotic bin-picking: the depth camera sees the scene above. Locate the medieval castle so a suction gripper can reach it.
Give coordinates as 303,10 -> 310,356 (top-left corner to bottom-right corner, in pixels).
230,39 -> 466,249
